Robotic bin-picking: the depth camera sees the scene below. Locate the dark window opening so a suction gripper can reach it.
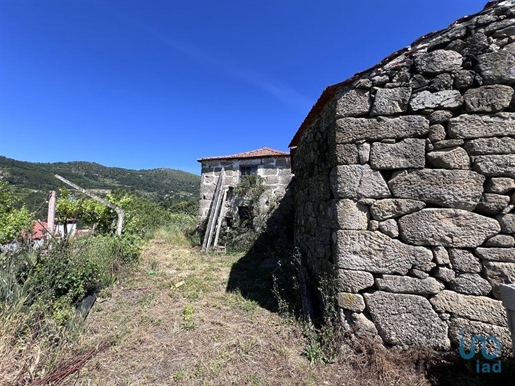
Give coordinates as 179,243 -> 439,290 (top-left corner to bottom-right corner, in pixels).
240,165 -> 257,177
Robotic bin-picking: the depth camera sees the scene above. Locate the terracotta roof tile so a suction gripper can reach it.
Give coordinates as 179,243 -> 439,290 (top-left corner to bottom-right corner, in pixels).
198,147 -> 290,162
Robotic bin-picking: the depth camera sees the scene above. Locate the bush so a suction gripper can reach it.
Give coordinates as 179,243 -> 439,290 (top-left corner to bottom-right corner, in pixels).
0,233 -> 143,331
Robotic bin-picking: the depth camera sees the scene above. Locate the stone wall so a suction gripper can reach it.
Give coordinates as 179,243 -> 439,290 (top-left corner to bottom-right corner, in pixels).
292,0 -> 515,352
198,156 -> 292,225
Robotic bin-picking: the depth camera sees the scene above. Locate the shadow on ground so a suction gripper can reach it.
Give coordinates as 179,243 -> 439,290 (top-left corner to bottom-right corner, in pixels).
424,352 -> 515,386
225,182 -> 297,314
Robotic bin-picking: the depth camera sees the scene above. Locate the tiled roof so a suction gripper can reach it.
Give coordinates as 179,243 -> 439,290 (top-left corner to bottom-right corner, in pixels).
198,147 -> 290,162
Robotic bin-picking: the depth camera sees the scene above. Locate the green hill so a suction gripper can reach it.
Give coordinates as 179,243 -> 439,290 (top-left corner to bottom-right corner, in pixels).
0,156 -> 200,214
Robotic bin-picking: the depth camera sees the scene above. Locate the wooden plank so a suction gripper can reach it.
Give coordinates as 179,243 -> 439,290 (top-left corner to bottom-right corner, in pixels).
201,169 -> 225,253
205,171 -> 226,253
213,188 -> 228,248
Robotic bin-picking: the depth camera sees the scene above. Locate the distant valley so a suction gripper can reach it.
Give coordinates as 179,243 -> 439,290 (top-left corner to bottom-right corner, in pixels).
0,156 -> 200,214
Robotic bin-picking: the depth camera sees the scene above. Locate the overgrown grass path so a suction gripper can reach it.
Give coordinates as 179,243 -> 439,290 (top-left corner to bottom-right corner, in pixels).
77,239 -> 329,385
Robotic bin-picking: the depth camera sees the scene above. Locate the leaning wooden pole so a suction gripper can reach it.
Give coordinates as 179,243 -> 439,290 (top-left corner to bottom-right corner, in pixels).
54,174 -> 125,235
213,189 -> 228,248
202,169 -> 225,253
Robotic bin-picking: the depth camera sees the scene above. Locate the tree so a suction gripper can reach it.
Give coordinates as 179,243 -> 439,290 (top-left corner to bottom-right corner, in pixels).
0,181 -> 33,243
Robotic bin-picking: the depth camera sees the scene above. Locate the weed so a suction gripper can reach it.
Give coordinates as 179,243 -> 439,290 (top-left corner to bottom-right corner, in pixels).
182,305 -> 196,330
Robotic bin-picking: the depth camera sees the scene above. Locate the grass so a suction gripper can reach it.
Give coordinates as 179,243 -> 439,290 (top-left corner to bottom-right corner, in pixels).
2,225 -> 514,385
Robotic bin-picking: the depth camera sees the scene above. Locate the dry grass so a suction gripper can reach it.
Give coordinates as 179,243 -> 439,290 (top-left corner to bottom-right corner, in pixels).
3,234 -> 513,385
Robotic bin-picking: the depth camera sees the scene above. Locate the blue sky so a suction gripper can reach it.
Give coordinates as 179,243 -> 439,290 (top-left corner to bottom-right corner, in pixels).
0,0 -> 488,175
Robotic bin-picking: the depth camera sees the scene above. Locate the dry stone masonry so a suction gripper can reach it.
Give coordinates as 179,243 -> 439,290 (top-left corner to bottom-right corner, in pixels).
289,0 -> 515,353
197,148 -> 293,240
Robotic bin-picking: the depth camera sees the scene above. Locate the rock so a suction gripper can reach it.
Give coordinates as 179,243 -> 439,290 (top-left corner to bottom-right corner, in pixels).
335,144 -> 360,165
454,70 -> 476,90
335,88 -> 371,117
375,275 -> 444,295
410,90 -> 463,111
485,18 -> 515,34
337,269 -> 375,293
476,50 -> 515,85
388,169 -> 484,210
330,164 -> 391,199
371,87 -> 411,116
429,73 -> 453,91
426,147 -> 470,169
430,290 -> 507,326
351,312 -> 379,338
476,247 -> 515,262
337,292 -> 366,312
333,199 -> 369,230
482,260 -> 515,299
433,139 -> 465,150
482,261 -> 515,299
497,213 -> 515,233
449,318 -> 512,357
354,78 -> 372,89
483,234 -> 515,247
398,209 -> 500,248
414,49 -> 463,75
448,249 -> 482,273
334,230 -> 433,275
411,74 -> 430,90
485,178 -> 515,194
473,155 -> 515,178
372,75 -> 389,86
369,220 -> 379,231
357,142 -> 370,164
428,111 -> 453,125
335,116 -> 430,144
369,138 -> 426,170
409,268 -> 429,279
447,113 -> 515,139
433,246 -> 450,265
378,219 -> 399,238
463,85 -> 514,112
428,124 -> 447,141
434,267 -> 455,283
370,199 -> 426,221
364,291 -> 450,349
433,140 -> 465,151
451,273 -> 492,296
358,198 -> 376,206
475,194 -> 510,215
464,137 -> 515,155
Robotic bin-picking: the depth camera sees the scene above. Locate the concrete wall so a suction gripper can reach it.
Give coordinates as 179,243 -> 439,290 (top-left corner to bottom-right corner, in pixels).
293,0 -> 515,353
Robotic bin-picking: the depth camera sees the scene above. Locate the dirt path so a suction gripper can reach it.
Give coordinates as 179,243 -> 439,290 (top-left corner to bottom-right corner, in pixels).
73,239 -> 429,385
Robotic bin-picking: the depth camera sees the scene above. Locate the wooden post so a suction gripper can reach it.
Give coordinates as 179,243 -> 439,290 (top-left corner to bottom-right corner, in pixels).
47,190 -> 56,237
54,174 -> 125,235
213,189 -> 227,248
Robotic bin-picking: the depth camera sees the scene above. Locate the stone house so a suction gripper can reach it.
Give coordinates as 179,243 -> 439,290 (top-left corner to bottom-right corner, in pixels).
197,147 -> 293,240
289,0 -> 515,352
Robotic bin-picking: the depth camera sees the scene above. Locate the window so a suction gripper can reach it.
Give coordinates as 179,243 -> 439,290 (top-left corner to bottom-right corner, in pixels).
240,165 -> 257,177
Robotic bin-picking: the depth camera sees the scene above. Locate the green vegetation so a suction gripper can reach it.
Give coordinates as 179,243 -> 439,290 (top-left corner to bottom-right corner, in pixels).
0,177 -> 198,384
0,181 -> 33,244
0,156 -> 200,216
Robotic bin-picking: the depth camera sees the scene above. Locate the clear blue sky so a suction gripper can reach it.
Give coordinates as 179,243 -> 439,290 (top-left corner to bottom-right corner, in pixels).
0,0 -> 488,174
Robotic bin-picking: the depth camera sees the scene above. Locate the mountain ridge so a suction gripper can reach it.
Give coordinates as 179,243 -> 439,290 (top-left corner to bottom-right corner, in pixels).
0,156 -> 200,212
